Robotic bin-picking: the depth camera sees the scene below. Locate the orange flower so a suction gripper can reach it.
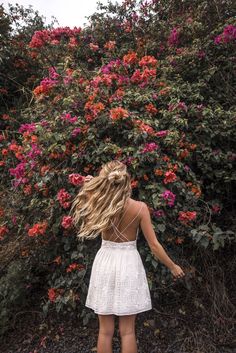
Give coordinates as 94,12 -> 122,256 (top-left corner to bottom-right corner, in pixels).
123,52 -> 138,65
189,144 -> 197,150
139,55 -> 158,67
131,180 -> 138,188
48,288 -> 64,302
179,149 -> 189,159
162,155 -> 170,162
110,107 -> 129,121
28,221 -> 47,237
53,256 -> 62,265
191,186 -> 201,197
30,135 -> 37,142
40,165 -> 50,176
143,174 -> 149,181
163,170 -> 177,184
33,85 -> 44,96
133,119 -> 156,135
23,184 -> 32,195
154,169 -> 163,176
104,40 -> 116,50
145,103 -> 158,115
66,263 -> 85,272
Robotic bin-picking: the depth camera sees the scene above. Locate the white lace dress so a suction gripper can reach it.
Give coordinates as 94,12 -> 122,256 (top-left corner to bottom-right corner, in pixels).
85,203 -> 152,316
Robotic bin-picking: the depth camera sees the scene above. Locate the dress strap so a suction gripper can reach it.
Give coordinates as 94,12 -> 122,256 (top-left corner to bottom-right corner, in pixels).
109,202 -> 143,242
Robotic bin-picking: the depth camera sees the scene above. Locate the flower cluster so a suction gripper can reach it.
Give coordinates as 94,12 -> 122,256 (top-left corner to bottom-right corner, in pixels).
110,107 -> 129,121
28,221 -> 47,237
214,25 -> 236,45
68,173 -> 85,186
0,225 -> 9,240
48,288 -> 64,302
163,170 -> 177,184
160,190 -> 176,207
167,27 -> 180,47
178,211 -> 197,224
29,27 -> 82,48
66,263 -> 85,272
61,215 -> 73,229
57,189 -> 72,209
141,142 -> 159,153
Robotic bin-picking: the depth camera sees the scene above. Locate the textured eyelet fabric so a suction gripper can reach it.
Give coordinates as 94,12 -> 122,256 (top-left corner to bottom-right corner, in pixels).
85,239 -> 152,316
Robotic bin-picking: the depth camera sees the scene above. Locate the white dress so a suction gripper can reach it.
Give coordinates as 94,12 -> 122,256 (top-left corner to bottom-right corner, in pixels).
85,202 -> 152,316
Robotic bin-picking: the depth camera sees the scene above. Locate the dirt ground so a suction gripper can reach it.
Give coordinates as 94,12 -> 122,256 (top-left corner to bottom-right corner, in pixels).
1,297 -> 235,353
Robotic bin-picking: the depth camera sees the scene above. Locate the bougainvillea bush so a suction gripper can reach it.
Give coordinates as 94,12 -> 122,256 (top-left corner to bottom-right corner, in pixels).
0,0 -> 235,332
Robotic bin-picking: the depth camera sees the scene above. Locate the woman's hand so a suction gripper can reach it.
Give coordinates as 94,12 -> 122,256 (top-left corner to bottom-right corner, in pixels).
170,264 -> 185,280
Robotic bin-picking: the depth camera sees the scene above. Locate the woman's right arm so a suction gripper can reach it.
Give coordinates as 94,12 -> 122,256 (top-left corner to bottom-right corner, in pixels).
139,202 -> 185,279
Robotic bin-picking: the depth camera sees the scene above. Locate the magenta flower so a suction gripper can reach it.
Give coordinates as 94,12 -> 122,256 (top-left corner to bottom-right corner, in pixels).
141,142 -> 159,153
214,25 -> 236,45
167,27 -> 180,47
18,123 -> 36,133
155,130 -> 168,137
71,127 -> 81,137
153,209 -> 165,218
160,190 -> 176,207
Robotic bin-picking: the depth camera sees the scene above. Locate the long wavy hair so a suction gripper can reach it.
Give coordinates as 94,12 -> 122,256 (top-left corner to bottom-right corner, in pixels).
70,160 -> 132,241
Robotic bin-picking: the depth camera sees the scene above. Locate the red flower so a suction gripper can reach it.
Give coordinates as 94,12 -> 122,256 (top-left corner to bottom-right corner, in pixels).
145,103 -> 158,114
131,180 -> 138,188
123,52 -> 138,65
178,211 -> 197,224
57,188 -> 72,209
110,107 -> 129,121
139,55 -> 158,67
28,222 -> 47,237
0,225 -> 9,240
66,263 -> 85,272
61,216 -> 73,229
68,174 -> 85,186
48,288 -> 64,302
163,171 -> 177,184
48,288 -> 57,302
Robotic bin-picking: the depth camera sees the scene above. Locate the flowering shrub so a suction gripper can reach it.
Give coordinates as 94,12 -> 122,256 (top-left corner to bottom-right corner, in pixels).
0,0 -> 235,328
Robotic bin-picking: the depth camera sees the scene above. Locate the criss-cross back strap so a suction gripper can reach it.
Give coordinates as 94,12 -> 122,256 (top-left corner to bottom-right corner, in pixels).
110,202 -> 143,242
101,201 -> 129,240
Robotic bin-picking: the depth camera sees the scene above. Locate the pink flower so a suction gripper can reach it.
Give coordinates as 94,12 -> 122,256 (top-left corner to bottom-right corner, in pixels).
153,209 -> 165,218
178,211 -> 197,224
214,25 -> 236,45
61,216 -> 73,229
155,130 -> 168,137
141,142 -> 159,153
212,204 -> 221,214
57,189 -> 71,209
71,128 -> 81,137
68,173 -> 85,186
160,190 -> 176,207
163,171 -> 177,184
167,27 -> 180,47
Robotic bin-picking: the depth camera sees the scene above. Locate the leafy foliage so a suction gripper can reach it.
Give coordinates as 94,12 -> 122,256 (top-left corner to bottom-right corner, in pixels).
0,0 -> 235,331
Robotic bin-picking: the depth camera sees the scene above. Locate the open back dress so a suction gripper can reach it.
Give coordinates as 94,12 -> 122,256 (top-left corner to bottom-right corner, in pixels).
85,201 -> 152,315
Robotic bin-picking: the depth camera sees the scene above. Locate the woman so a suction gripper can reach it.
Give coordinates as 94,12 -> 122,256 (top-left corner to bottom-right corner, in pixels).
70,160 -> 185,353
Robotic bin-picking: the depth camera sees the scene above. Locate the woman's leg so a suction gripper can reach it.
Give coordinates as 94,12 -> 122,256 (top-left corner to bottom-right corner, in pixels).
118,314 -> 138,353
97,314 -> 115,353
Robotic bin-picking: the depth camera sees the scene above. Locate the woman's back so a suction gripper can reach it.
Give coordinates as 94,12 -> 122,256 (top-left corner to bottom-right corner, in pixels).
101,198 -> 143,242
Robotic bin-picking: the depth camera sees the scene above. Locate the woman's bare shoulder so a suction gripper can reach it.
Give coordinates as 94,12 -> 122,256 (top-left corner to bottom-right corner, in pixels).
129,198 -> 148,212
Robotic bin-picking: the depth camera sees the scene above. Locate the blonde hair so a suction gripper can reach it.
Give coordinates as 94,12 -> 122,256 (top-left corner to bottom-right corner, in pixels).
70,160 -> 132,241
